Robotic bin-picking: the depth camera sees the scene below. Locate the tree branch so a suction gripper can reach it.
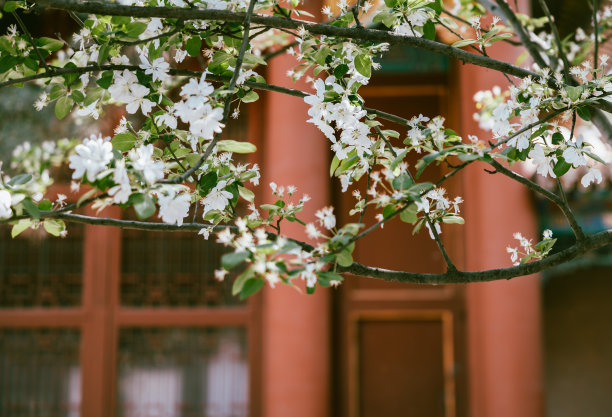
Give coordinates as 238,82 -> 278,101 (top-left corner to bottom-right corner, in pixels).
12,10 -> 52,72
488,159 -> 586,241
31,0 -> 543,80
339,229 -> 612,283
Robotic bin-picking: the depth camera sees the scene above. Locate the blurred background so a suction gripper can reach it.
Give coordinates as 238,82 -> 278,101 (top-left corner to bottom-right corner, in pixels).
0,0 -> 611,416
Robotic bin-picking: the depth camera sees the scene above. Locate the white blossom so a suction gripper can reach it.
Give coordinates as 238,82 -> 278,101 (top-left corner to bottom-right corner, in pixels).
581,167 -> 603,188
201,180 -> 233,215
129,144 -> 165,184
139,54 -> 170,82
157,186 -> 191,226
69,135 -> 113,182
0,190 -> 12,219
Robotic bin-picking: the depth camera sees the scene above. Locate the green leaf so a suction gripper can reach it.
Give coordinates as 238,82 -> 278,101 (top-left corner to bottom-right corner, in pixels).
442,215 -> 464,224
380,129 -> 400,138
576,106 -> 591,121
7,173 -> 32,186
382,204 -> 396,219
336,154 -> 359,175
391,173 -> 413,190
232,267 -> 254,295
43,219 -> 65,237
185,153 -> 202,167
55,96 -> 74,120
71,90 -> 85,103
551,132 -> 564,145
336,250 -> 353,267
132,194 -> 156,220
23,57 -> 39,72
415,146 -> 463,178
399,203 -> 418,224
423,21 -> 436,41
11,219 -> 32,238
61,62 -> 78,85
260,204 -> 280,212
334,63 -> 349,79
111,16 -> 131,25
384,0 -> 398,7
216,140 -> 257,153
452,39 -> 477,48
585,151 -> 606,165
208,50 -> 234,74
35,37 -> 64,52
0,55 -> 20,73
125,21 -> 147,38
223,34 -> 242,49
112,132 -> 138,151
77,188 -> 97,207
198,171 -> 218,195
329,155 -> 340,177
185,36 -> 202,57
240,278 -> 264,299
484,33 -> 512,46
241,90 -> 259,103
535,238 -> 556,253
428,0 -> 442,15
553,157 -> 571,177
565,85 -> 583,102
515,50 -> 529,66
96,74 -> 113,89
529,124 -> 548,140
84,87 -> 104,106
390,149 -> 408,171
238,185 -> 254,202
38,199 -> 52,211
223,251 -> 250,270
22,198 -> 40,219
313,46 -> 330,66
3,1 -> 20,12
317,270 -> 343,287
354,54 -> 371,78
97,42 -> 111,65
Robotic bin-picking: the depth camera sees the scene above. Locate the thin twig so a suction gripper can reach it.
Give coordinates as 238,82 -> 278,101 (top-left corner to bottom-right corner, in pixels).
358,166 -> 373,225
537,0 -> 571,81
593,0 -> 600,75
488,159 -> 585,241
375,126 -> 457,272
12,11 -> 51,72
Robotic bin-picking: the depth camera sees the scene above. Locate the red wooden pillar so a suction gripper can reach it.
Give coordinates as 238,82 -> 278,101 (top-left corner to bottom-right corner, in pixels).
259,52 -> 331,416
81,206 -> 121,417
457,1 -> 544,416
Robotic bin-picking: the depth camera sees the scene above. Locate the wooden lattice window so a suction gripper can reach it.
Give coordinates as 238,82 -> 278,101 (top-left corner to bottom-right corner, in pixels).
0,104 -> 258,416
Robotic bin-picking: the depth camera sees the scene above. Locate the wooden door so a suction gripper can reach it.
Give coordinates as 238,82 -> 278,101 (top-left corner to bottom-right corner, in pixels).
332,72 -> 467,417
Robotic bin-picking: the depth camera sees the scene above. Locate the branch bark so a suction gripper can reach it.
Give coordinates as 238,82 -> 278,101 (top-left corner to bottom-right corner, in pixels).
340,229 -> 612,283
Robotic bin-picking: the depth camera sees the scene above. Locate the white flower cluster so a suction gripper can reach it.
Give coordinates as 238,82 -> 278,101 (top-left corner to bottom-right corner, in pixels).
215,218 -> 325,290
173,73 -> 225,147
305,76 -> 373,171
474,61 -> 612,187
507,230 -> 555,266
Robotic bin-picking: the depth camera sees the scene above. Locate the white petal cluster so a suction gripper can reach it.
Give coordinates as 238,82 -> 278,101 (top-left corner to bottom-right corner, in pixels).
201,180 -> 233,216
304,76 -> 373,165
109,69 -> 154,115
129,144 -> 165,184
0,190 -> 12,219
68,134 -> 113,182
156,185 -> 191,226
108,159 -> 132,204
173,73 -> 225,141
139,54 -> 170,83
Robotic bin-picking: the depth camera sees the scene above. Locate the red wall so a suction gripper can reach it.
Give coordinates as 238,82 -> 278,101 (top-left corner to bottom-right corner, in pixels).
458,1 -> 544,416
